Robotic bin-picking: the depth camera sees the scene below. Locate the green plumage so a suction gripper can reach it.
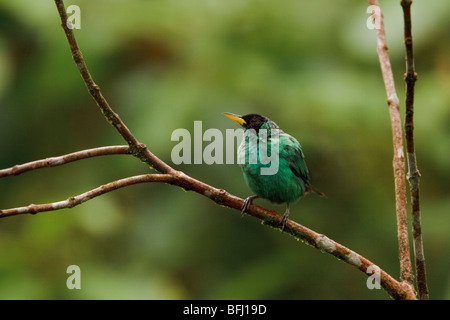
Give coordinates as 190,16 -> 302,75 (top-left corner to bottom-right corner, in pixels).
224,112 -> 324,229
240,127 -> 307,204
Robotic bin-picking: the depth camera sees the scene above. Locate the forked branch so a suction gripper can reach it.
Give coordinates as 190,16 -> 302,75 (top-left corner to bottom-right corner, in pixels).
368,0 -> 414,288
53,0 -> 172,174
0,0 -> 420,300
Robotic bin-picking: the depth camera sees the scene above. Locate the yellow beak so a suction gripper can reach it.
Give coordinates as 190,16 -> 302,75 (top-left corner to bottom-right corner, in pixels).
223,112 -> 246,126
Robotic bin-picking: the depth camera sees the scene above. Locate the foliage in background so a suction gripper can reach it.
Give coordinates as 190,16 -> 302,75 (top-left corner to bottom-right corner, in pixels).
0,0 -> 449,299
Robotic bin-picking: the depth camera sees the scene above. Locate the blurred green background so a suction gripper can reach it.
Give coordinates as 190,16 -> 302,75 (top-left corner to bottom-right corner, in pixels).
0,0 -> 449,300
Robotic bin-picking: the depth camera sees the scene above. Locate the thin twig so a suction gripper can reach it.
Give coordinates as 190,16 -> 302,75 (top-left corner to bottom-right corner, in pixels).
0,174 -> 173,218
53,0 -> 173,174
368,0 -> 414,287
0,146 -> 130,178
401,0 -> 429,300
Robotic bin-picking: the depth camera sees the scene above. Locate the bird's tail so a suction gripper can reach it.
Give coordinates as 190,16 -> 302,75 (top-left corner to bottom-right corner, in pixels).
306,183 -> 327,198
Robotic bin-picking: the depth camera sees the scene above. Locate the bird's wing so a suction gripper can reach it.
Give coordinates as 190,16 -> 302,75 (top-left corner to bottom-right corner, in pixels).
281,135 -> 310,182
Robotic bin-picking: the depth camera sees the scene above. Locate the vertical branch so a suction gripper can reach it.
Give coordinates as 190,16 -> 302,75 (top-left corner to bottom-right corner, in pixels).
368,0 -> 414,287
401,0 -> 429,300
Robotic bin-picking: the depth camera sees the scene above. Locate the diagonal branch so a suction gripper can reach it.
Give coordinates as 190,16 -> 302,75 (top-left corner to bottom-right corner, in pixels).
0,174 -> 173,218
368,0 -> 414,287
164,171 -> 417,300
401,0 -> 429,300
0,164 -> 417,299
53,0 -> 173,174
0,145 -> 130,178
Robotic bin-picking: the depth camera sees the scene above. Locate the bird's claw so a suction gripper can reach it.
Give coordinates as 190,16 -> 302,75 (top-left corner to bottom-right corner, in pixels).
241,195 -> 258,217
280,214 -> 289,231
280,206 -> 290,231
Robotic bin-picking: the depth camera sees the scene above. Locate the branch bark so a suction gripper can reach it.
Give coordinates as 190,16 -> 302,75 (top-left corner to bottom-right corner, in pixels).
0,174 -> 172,218
401,0 -> 429,300
53,0 -> 173,174
0,0 -> 420,300
0,146 -> 130,178
368,0 -> 414,287
50,0 -> 415,300
0,166 -> 419,300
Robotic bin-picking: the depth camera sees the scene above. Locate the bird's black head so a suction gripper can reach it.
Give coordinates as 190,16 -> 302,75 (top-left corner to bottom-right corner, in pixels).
223,113 -> 279,132
241,114 -> 270,131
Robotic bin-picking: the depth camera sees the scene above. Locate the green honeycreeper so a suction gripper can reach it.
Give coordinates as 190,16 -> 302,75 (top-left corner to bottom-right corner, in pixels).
224,112 -> 325,229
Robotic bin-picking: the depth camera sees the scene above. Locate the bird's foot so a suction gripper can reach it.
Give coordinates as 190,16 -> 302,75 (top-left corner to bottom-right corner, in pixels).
241,195 -> 259,217
280,206 -> 290,231
280,214 -> 289,231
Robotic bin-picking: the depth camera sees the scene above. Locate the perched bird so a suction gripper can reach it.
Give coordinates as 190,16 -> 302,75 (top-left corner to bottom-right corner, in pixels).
224,112 -> 324,229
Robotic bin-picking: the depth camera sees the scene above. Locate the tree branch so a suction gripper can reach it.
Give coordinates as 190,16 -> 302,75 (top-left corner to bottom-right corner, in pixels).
53,0 -> 173,174
401,0 -> 429,300
51,0 -> 417,299
0,174 -> 173,218
164,171 -> 417,300
368,0 -> 414,287
0,163 -> 417,299
0,146 -> 130,178
0,0 -> 420,300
